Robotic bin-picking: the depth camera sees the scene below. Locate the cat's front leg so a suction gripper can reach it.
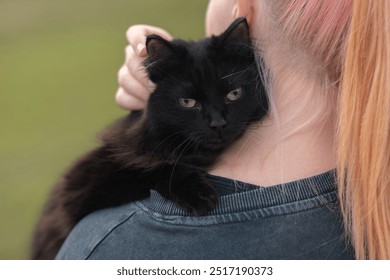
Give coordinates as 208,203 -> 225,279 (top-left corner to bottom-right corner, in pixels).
155,165 -> 219,216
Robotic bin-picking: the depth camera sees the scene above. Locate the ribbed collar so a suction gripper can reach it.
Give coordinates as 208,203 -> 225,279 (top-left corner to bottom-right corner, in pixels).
139,169 -> 338,216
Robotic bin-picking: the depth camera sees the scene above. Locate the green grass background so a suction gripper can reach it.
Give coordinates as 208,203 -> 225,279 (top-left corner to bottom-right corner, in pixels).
0,0 -> 208,259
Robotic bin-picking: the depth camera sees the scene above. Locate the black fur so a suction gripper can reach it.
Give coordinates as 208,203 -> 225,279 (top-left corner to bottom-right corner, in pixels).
30,18 -> 268,259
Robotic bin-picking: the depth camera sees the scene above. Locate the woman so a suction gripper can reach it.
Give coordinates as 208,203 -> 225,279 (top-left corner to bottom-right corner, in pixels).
58,0 -> 390,259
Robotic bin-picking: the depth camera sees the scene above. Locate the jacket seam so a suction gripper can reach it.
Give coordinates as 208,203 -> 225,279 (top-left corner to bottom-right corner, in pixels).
135,196 -> 338,228
85,211 -> 138,260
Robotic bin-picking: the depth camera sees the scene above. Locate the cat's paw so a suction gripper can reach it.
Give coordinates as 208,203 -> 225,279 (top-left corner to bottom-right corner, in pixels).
173,179 -> 219,216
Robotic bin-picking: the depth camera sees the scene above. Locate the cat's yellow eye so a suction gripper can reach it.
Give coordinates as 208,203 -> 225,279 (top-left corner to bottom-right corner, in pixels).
178,98 -> 198,108
226,87 -> 243,102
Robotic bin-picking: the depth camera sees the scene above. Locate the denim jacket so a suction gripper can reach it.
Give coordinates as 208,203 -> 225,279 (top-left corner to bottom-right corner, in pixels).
56,170 -> 354,259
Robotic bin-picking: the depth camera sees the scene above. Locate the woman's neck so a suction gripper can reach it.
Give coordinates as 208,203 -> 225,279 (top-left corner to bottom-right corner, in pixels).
210,65 -> 337,187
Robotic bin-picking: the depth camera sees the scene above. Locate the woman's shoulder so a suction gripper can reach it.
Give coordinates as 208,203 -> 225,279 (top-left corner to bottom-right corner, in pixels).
56,202 -> 140,259
56,169 -> 354,260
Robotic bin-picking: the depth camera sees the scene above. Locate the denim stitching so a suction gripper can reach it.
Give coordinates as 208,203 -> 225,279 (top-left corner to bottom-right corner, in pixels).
85,211 -> 139,260
135,193 -> 338,227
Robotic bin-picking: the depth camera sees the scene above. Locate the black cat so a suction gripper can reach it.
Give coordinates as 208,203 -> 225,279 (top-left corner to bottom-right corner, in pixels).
30,17 -> 268,259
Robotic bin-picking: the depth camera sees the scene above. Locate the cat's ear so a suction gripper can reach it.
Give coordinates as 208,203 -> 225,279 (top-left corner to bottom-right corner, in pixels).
219,17 -> 250,46
145,35 -> 177,62
144,35 -> 180,82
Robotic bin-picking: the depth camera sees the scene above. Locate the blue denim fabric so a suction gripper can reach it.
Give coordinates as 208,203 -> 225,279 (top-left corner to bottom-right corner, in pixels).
56,170 -> 354,259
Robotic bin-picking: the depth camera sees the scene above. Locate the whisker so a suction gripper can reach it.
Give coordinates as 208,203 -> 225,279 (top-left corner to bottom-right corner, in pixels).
150,131 -> 184,155
221,65 -> 257,80
168,139 -> 194,195
166,138 -> 190,161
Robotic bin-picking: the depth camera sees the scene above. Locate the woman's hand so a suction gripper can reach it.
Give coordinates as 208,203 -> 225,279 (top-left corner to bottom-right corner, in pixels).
116,25 -> 173,110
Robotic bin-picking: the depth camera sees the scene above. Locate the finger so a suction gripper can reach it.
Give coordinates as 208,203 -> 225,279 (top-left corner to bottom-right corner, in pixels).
136,43 -> 147,57
115,88 -> 146,111
126,25 -> 173,55
118,65 -> 151,102
124,46 -> 154,91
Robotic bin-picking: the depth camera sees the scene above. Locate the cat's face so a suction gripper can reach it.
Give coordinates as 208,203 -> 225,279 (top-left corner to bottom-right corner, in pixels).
144,18 -> 268,154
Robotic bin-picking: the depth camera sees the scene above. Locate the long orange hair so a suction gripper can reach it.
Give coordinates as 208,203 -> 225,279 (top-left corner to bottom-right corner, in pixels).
338,0 -> 390,259
267,0 -> 390,259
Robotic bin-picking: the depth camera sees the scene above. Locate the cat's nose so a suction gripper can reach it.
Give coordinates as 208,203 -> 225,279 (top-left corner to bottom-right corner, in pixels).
209,111 -> 227,130
209,118 -> 227,129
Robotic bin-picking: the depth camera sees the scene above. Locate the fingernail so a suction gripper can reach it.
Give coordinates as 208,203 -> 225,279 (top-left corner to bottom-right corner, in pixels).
137,43 -> 146,56
232,4 -> 238,17
148,80 -> 155,89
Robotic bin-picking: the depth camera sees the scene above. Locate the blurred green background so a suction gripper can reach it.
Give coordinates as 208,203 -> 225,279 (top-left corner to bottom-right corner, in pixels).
0,0 -> 208,259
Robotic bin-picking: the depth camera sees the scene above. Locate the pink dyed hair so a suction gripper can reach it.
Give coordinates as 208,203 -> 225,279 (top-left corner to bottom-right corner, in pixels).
271,0 -> 352,82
